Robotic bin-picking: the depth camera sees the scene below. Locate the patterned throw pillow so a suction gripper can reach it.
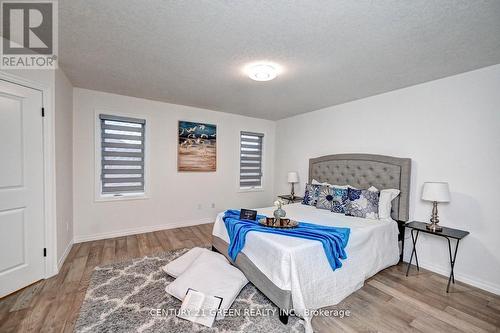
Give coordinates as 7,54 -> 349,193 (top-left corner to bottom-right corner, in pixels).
316,185 -> 335,210
345,188 -> 380,219
315,185 -> 349,213
302,183 -> 321,206
331,186 -> 349,214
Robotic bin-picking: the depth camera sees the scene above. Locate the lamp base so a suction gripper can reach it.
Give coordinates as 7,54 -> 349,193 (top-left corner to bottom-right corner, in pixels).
426,201 -> 443,232
426,222 -> 442,232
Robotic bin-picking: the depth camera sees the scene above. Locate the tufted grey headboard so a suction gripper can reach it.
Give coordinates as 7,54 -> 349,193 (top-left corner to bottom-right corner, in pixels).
309,154 -> 411,221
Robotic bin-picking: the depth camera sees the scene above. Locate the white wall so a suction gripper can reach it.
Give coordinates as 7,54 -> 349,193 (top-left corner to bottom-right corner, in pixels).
73,88 -> 275,241
54,69 -> 74,266
274,64 -> 500,294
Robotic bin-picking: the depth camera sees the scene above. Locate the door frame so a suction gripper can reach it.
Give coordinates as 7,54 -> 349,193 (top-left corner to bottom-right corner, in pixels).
0,71 -> 58,278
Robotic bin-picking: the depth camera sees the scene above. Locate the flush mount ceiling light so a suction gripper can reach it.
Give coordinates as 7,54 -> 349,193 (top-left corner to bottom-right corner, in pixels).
245,62 -> 281,81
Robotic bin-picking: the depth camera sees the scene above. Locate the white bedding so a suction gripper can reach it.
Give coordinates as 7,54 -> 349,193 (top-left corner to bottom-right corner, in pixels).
212,203 -> 399,330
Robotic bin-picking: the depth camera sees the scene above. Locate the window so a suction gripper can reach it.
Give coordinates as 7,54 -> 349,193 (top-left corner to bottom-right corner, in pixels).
240,131 -> 264,189
99,114 -> 146,196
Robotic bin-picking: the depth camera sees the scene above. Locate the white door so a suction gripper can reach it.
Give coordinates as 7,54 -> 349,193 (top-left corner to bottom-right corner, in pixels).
0,79 -> 45,298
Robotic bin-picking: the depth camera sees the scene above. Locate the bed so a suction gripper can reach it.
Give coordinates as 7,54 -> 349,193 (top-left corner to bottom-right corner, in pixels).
211,154 -> 411,330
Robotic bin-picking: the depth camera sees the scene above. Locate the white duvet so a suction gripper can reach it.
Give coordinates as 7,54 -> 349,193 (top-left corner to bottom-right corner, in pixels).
212,203 -> 399,331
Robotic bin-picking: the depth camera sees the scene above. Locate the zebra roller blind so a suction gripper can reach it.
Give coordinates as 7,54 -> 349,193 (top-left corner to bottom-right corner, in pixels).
240,131 -> 264,188
100,114 -> 146,194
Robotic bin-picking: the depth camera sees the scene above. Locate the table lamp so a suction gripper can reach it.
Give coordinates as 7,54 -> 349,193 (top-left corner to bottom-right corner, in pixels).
287,172 -> 299,199
421,182 -> 450,232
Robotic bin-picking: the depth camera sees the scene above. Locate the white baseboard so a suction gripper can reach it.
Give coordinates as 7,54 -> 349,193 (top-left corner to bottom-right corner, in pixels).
57,239 -> 74,271
410,259 -> 500,295
73,218 -> 213,243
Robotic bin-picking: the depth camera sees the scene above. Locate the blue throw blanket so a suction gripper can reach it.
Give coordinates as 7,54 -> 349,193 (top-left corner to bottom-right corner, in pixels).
222,210 -> 350,271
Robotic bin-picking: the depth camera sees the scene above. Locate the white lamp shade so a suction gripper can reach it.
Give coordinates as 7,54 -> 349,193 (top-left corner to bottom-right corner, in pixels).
421,182 -> 451,202
287,172 -> 299,183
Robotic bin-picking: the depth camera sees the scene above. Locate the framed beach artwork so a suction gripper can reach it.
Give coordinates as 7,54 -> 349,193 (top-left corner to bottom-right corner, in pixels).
178,121 -> 217,172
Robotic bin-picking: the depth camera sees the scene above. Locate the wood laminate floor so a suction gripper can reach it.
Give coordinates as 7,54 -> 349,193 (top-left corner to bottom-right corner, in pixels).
0,223 -> 499,332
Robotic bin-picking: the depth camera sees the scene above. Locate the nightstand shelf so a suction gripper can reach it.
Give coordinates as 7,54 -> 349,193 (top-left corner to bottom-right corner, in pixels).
404,221 -> 469,292
277,194 -> 303,204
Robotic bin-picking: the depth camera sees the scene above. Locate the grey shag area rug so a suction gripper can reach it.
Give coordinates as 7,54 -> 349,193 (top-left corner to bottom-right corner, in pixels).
75,248 -> 304,332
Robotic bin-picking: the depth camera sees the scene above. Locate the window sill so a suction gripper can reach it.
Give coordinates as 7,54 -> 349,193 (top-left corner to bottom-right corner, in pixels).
238,187 -> 265,193
95,193 -> 149,202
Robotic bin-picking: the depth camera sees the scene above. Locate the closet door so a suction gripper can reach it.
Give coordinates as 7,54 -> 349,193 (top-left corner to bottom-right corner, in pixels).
0,79 -> 45,298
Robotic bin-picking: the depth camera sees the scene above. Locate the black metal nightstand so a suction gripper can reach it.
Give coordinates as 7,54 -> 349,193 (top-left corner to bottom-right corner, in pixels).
277,194 -> 303,204
404,221 -> 469,292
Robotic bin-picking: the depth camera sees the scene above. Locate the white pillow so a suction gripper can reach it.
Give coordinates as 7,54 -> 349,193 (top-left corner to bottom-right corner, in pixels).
162,247 -> 224,278
366,186 -> 400,219
312,179 -> 331,186
378,189 -> 400,219
312,179 -> 353,189
165,251 -> 248,318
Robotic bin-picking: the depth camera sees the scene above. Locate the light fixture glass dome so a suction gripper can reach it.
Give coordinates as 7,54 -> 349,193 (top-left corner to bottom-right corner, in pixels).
246,63 -> 279,81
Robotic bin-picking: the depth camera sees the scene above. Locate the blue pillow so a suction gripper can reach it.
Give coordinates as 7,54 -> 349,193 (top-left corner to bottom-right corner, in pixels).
316,185 -> 349,212
331,187 -> 349,214
345,188 -> 380,219
316,185 -> 335,210
302,183 -> 321,206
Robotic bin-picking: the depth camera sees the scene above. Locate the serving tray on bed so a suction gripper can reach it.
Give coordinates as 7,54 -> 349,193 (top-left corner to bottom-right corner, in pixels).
259,217 -> 299,228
